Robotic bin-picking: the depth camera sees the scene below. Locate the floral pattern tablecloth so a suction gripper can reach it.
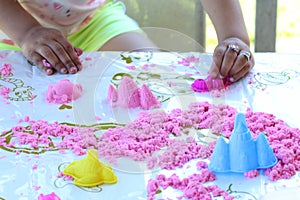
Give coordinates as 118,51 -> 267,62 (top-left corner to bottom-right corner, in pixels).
1,50 -> 300,200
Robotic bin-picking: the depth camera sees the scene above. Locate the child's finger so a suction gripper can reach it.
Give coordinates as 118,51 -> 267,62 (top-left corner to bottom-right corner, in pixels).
210,45 -> 226,78
27,53 -> 55,75
220,44 -> 239,77
54,38 -> 83,72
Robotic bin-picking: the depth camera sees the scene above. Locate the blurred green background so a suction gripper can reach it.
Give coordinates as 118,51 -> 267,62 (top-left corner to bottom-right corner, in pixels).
206,0 -> 300,53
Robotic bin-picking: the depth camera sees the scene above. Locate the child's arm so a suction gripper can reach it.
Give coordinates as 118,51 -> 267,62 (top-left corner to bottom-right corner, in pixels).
201,0 -> 254,82
0,0 -> 82,75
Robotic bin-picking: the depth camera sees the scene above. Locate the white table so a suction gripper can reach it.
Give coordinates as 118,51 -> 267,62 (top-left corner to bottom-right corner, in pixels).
0,50 -> 300,200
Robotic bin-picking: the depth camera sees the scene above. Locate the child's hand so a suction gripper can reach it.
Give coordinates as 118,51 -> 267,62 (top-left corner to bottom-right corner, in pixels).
209,37 -> 255,82
20,26 -> 82,75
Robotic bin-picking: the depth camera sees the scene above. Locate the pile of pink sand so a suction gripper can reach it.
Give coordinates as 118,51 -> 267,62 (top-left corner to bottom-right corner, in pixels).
107,76 -> 161,110
0,63 -> 12,77
0,63 -> 13,100
45,79 -> 83,104
147,166 -> 234,200
3,102 -> 300,182
2,101 -> 300,199
38,192 -> 60,200
0,86 -> 10,99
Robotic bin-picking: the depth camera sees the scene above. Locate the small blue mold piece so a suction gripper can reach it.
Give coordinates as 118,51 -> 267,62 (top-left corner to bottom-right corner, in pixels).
208,113 -> 278,173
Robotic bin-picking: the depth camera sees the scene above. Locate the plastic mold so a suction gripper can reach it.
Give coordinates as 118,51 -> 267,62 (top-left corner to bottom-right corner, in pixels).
63,149 -> 118,187
208,113 -> 278,173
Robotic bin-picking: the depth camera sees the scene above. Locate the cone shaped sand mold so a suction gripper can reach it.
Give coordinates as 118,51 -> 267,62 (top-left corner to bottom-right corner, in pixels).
108,76 -> 161,110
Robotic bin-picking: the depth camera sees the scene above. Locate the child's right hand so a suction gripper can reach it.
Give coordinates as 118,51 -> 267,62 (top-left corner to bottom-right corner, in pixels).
20,26 -> 82,75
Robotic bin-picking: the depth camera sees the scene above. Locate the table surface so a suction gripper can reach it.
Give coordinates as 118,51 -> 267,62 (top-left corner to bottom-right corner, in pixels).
1,50 -> 300,200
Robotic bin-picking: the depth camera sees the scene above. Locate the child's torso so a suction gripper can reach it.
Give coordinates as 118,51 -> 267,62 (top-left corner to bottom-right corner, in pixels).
18,0 -> 107,34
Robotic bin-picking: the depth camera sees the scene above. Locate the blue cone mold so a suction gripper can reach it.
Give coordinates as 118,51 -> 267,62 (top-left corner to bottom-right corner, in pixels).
208,113 -> 278,173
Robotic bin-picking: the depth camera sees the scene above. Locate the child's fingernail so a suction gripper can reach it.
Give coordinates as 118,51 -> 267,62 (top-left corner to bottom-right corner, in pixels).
46,68 -> 53,75
75,48 -> 83,56
229,77 -> 235,82
70,66 -> 77,73
77,64 -> 83,71
219,75 -> 224,79
60,68 -> 67,74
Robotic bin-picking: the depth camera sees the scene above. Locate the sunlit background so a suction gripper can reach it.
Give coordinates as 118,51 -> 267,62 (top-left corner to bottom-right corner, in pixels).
0,0 -> 299,53
206,0 -> 300,53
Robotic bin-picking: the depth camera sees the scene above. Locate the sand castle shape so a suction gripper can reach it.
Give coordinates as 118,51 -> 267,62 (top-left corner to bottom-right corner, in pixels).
208,113 -> 278,173
46,79 -> 83,104
107,76 -> 161,110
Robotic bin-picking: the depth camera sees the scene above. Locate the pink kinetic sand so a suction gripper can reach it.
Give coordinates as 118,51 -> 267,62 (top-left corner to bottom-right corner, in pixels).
38,192 -> 61,200
108,76 -> 161,110
107,84 -> 118,102
1,117 -> 98,156
139,84 -> 161,110
147,169 -> 234,200
116,76 -> 140,108
42,59 -> 51,68
178,55 -> 200,67
0,63 -> 12,77
45,79 -> 83,104
0,86 -> 10,98
191,76 -> 232,92
2,101 -> 300,199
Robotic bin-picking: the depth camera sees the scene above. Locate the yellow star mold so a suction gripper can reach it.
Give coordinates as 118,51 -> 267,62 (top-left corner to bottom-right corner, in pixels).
63,149 -> 118,187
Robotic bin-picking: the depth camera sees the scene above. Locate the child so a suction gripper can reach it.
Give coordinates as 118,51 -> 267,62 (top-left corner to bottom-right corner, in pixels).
0,0 -> 156,75
0,0 -> 254,82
